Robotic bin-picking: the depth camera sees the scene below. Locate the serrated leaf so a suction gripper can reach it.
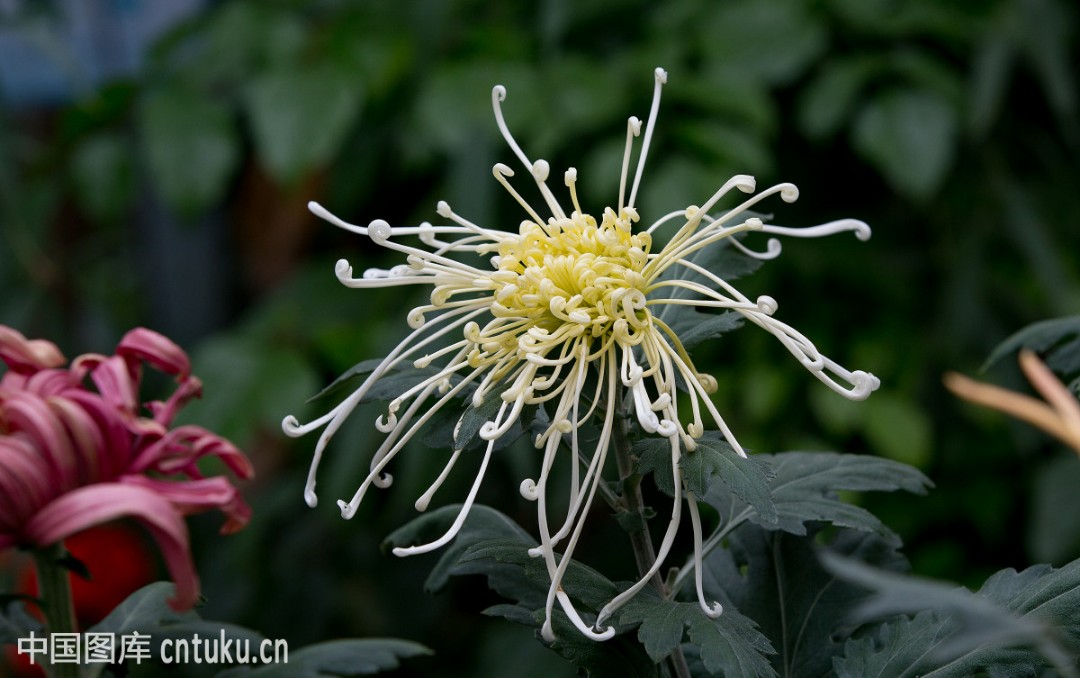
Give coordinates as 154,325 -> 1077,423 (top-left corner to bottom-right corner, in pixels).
706,452 -> 932,536
639,433 -> 776,525
246,64 -> 363,184
690,608 -> 778,678
138,86 -> 239,215
225,639 -> 432,677
687,435 -> 775,521
457,539 -> 619,612
853,89 -> 957,200
383,504 -> 535,594
706,526 -> 907,678
823,554 -> 1080,678
832,610 -> 955,678
543,608 -> 659,678
618,590 -> 776,677
636,436 -> 677,496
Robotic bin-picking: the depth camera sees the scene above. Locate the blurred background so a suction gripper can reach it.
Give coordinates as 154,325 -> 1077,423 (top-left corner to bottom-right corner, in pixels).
0,0 -> 1078,675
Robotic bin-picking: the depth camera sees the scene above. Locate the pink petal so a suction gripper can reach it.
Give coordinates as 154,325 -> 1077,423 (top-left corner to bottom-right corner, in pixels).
132,425 -> 253,480
85,355 -> 139,415
47,395 -> 108,485
64,390 -> 133,478
147,375 -> 203,427
117,328 -> 191,379
121,476 -> 252,534
0,326 -> 66,373
23,483 -> 200,610
0,437 -> 52,529
1,393 -> 79,493
20,368 -> 78,397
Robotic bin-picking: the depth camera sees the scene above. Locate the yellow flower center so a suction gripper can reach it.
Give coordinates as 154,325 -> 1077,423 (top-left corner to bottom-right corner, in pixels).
491,207 -> 653,340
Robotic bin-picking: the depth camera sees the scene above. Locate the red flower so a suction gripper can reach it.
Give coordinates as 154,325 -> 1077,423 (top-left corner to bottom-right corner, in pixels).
0,326 -> 254,609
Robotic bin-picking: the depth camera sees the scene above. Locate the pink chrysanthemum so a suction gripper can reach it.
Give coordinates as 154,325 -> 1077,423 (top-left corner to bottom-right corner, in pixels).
0,326 -> 253,609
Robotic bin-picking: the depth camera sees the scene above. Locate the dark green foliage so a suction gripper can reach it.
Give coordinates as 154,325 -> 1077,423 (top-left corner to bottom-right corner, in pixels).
636,433 -> 776,523
826,554 -> 1080,677
667,312 -> 745,352
705,452 -> 933,536
224,639 -> 431,677
986,315 -> 1080,390
384,505 -> 536,594
831,610 -> 956,678
538,610 -> 660,678
308,358 -> 450,405
618,591 -> 777,677
85,584 -> 430,677
703,527 -> 907,678
0,597 -> 41,644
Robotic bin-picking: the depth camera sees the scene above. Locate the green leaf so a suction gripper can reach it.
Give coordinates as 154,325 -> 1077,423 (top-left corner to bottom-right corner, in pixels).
618,590 -> 776,676
307,358 -> 455,405
383,505 -> 535,594
707,527 -> 907,678
138,87 -> 240,215
823,555 -> 1080,677
542,609 -> 659,678
666,312 -> 744,351
88,582 -> 199,636
984,316 -> 1080,389
453,393 -> 508,451
0,598 -> 42,644
225,639 -> 432,677
853,89 -> 958,200
832,610 -> 956,678
638,433 -> 776,524
707,451 -> 932,536
246,64 -> 364,184
456,539 -> 619,612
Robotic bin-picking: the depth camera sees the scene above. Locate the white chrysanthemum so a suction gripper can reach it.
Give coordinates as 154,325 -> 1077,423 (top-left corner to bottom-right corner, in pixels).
284,67 -> 879,641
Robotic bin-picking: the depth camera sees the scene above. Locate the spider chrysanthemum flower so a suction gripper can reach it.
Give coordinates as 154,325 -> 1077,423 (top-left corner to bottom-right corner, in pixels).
284,68 -> 879,640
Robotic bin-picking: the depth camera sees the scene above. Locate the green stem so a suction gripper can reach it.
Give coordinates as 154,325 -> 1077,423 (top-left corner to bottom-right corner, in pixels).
33,542 -> 79,678
611,408 -> 692,678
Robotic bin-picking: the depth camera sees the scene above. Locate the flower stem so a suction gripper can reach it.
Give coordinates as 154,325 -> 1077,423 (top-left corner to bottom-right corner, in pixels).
611,407 -> 692,678
33,542 -> 79,678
